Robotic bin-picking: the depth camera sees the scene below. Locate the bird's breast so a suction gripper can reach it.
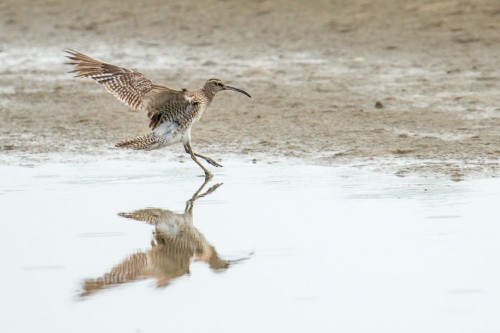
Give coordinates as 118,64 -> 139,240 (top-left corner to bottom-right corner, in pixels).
183,103 -> 206,126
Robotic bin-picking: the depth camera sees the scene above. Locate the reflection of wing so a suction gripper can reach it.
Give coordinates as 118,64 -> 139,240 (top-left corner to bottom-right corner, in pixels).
65,50 -> 188,129
82,252 -> 149,297
81,236 -> 194,297
118,208 -> 170,226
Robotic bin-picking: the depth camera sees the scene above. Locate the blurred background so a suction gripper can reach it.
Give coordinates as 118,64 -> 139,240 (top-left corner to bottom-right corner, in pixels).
0,0 -> 499,177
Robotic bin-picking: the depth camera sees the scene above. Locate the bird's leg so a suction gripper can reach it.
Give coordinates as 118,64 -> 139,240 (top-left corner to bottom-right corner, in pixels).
185,179 -> 223,214
193,152 -> 223,168
184,142 -> 213,179
185,177 -> 210,213
183,142 -> 222,167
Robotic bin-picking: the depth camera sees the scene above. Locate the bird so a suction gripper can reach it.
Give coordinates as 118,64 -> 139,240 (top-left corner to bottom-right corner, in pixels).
81,180 -> 233,297
65,50 -> 251,179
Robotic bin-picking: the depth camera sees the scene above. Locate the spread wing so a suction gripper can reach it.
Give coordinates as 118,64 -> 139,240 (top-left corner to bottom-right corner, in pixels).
118,208 -> 169,226
65,49 -> 187,129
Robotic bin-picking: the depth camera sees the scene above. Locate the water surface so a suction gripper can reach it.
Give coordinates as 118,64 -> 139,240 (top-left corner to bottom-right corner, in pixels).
0,158 -> 499,332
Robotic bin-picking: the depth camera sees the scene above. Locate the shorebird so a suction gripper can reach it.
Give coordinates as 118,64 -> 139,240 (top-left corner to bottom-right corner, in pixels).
65,50 -> 251,179
81,180 -> 239,297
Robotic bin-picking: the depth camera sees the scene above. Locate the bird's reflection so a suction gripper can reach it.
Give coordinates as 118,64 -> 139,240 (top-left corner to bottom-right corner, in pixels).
81,180 -> 233,298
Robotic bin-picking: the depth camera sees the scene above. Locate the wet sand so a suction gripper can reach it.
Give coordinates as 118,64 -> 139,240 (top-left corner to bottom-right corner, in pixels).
1,0 -> 499,178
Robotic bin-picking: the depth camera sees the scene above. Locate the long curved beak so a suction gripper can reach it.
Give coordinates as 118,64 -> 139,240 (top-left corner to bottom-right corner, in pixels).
223,85 -> 252,98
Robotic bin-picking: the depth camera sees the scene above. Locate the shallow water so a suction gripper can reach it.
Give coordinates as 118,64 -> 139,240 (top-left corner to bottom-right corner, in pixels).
0,157 -> 499,333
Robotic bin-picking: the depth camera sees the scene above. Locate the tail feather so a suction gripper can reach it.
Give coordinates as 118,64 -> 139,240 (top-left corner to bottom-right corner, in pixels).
115,133 -> 160,150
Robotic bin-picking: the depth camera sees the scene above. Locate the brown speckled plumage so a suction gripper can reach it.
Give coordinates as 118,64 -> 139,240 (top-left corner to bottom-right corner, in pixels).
80,181 -> 231,297
65,50 -> 251,178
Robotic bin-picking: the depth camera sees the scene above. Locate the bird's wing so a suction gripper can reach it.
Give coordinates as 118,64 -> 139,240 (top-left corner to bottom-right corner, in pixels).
81,251 -> 151,297
65,50 -> 187,123
118,209 -> 166,226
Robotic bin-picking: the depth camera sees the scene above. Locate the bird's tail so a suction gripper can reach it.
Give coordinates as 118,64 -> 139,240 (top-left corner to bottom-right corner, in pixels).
115,133 -> 160,150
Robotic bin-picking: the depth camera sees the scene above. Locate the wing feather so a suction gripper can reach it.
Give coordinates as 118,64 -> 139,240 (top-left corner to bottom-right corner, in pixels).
65,49 -> 187,128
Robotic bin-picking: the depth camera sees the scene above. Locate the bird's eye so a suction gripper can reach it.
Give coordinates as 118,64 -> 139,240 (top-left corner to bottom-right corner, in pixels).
217,82 -> 223,86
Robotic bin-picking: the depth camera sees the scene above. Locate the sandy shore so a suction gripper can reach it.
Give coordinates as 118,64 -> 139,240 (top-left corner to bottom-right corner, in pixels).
1,0 -> 499,180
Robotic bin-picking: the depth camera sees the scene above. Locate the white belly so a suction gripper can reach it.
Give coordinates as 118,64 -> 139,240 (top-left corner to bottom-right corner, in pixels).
153,121 -> 183,147
151,103 -> 204,148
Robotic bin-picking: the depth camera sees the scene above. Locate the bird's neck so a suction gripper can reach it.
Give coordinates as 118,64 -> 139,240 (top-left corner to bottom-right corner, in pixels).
200,87 -> 216,103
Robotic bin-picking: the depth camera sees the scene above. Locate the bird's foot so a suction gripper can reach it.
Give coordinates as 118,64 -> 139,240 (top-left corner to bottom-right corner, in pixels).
206,183 -> 223,194
203,157 -> 223,167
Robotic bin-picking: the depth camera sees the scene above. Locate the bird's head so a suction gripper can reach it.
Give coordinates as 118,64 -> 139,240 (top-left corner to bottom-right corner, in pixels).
203,78 -> 251,98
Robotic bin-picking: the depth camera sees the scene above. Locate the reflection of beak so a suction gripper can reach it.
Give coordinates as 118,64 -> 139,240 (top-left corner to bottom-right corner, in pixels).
223,85 -> 252,98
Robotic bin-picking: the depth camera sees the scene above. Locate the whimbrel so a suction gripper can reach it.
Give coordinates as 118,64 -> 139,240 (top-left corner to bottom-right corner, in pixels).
65,50 -> 251,179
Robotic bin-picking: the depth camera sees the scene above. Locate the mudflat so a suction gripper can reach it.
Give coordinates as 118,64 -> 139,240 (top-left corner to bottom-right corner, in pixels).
1,0 -> 499,179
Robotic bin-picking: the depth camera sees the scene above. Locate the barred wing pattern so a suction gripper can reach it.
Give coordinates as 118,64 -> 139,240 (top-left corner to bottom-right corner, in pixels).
81,208 -> 228,297
65,49 -> 186,129
118,209 -> 164,226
